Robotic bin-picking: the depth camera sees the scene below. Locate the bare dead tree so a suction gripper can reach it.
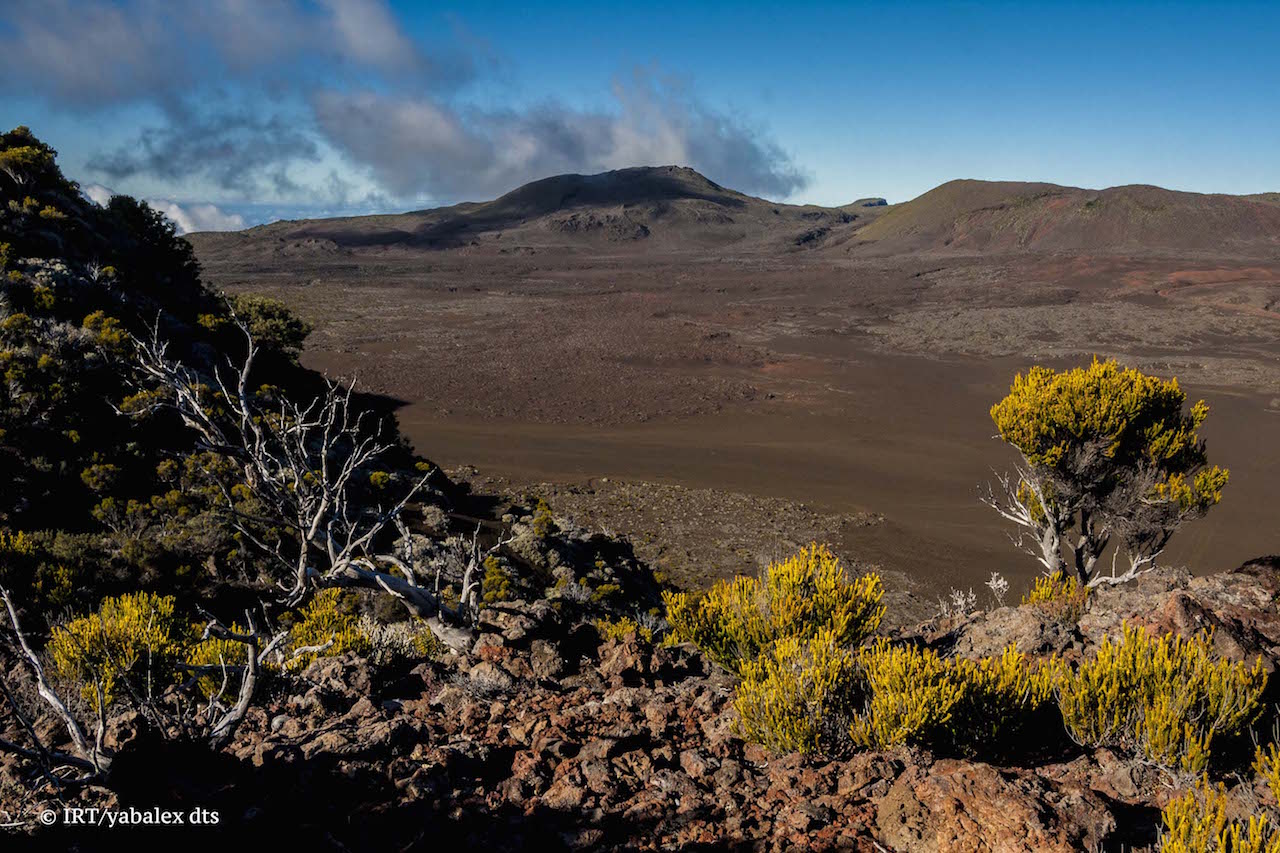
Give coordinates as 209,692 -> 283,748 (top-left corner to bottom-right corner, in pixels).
0,314 -> 487,783
982,438 -> 1116,586
126,317 -> 473,650
980,468 -> 1068,576
0,585 -> 106,779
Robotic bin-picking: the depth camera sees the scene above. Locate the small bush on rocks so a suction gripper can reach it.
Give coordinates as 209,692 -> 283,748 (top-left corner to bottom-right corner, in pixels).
1057,623 -> 1267,773
186,625 -> 249,697
663,543 -> 884,673
849,640 -> 965,748
285,589 -> 371,670
1158,775 -> 1279,853
531,498 -> 557,537
733,627 -> 858,754
1022,571 -> 1090,624
49,591 -> 187,710
848,641 -> 1058,754
481,555 -> 514,603
947,645 -> 1058,755
595,616 -> 655,643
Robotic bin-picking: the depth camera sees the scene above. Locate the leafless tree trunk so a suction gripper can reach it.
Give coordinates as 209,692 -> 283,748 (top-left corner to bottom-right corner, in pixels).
981,469 -> 1067,577
1070,508 -> 1110,585
127,317 -> 472,651
204,617 -> 283,748
0,586 -> 106,779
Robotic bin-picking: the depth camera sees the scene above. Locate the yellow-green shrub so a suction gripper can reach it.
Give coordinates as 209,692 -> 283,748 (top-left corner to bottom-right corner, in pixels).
595,616 -> 653,643
49,592 -> 188,709
734,628 -> 857,754
663,543 -> 884,672
0,529 -> 36,556
413,627 -> 446,659
1022,571 -> 1090,624
185,626 -> 249,697
948,645 -> 1058,752
1057,623 -> 1267,772
482,555 -> 513,603
1159,776 -> 1280,853
590,582 -> 622,603
285,589 -> 371,669
1257,744 -> 1280,806
847,642 -> 1057,753
849,639 -> 965,748
531,498 -> 556,537
1138,692 -> 1213,773
0,529 -> 37,587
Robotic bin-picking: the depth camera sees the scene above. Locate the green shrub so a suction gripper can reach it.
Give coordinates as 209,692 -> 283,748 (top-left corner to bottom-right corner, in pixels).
849,639 -> 965,748
1158,775 -> 1279,852
595,616 -> 654,643
1057,623 -> 1267,772
847,641 -> 1057,752
227,292 -> 311,361
413,628 -> 446,659
663,543 -> 884,673
1156,747 -> 1280,851
947,645 -> 1058,753
481,555 -> 513,603
49,592 -> 188,709
531,498 -> 556,537
285,589 -> 371,670
185,626 -> 249,697
734,627 -> 857,754
1257,744 -> 1280,806
590,582 -> 621,603
1022,571 -> 1089,624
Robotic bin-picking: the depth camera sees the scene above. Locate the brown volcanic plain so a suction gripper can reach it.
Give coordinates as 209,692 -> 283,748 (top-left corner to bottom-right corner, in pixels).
188,166 -> 1280,611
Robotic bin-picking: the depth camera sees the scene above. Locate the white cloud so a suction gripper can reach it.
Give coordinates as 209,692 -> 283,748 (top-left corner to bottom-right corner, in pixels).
317,0 -> 421,71
82,184 -> 245,234
312,72 -> 808,202
148,200 -> 246,235
82,183 -> 114,207
7,3 -> 807,209
0,0 -> 440,104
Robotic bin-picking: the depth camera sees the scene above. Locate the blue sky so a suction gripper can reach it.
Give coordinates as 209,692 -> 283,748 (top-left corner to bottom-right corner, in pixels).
3,1 -> 1278,230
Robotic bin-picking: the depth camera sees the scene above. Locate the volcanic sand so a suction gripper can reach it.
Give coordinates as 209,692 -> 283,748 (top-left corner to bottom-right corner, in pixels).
193,240 -> 1280,602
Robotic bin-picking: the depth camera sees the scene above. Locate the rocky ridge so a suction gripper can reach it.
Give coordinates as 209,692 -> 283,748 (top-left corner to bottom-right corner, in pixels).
13,557 -> 1277,850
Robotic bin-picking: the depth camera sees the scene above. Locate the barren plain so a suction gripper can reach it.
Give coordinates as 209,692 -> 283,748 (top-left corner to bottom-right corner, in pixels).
189,169 -> 1280,607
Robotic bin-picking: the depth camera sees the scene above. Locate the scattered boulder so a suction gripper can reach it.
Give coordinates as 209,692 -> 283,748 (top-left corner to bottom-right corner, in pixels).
878,759 -> 1115,852
946,604 -> 1076,659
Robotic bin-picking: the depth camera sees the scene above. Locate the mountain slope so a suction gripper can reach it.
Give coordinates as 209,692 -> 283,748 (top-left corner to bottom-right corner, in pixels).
188,170 -> 1280,260
187,166 -> 887,257
851,179 -> 1280,256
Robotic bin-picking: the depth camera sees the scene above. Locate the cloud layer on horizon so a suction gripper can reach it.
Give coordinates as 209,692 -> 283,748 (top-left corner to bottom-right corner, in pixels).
311,75 -> 808,202
83,183 -> 246,234
0,1 -> 807,224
